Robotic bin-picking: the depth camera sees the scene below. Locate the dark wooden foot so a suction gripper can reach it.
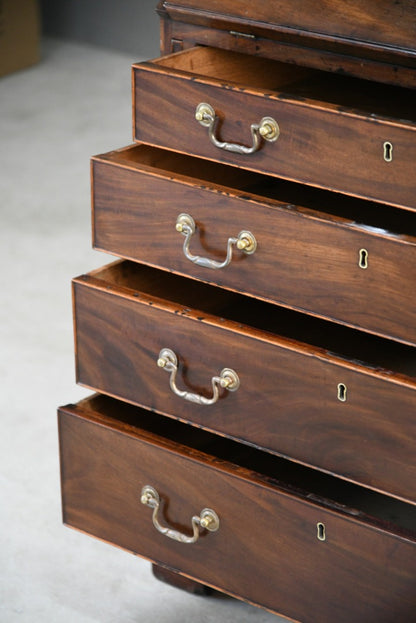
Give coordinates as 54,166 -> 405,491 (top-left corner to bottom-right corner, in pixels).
152,564 -> 213,596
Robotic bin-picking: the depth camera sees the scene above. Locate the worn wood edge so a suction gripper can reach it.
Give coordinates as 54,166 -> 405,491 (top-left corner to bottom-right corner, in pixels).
89,242 -> 416,352
156,0 -> 168,18
132,54 -> 416,128
88,208 -> 416,348
160,3 -> 416,62
91,149 -> 416,245
166,20 -> 416,89
71,266 -> 416,388
72,381 -> 416,512
57,401 -> 416,540
58,400 -> 315,508
126,137 -> 415,215
90,153 -> 342,226
87,242 -> 416,351
64,385 -> 416,509
90,150 -> 295,214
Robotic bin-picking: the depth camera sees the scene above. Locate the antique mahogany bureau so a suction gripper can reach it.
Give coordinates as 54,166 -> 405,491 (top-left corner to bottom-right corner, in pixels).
58,2 -> 416,622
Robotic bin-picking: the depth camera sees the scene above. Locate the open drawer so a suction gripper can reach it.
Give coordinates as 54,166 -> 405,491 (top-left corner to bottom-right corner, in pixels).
59,394 -> 416,623
133,46 -> 416,211
92,143 -> 416,346
73,260 -> 416,504
163,0 -> 416,61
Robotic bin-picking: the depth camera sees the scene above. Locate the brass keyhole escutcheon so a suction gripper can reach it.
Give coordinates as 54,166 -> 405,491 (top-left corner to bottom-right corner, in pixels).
317,522 -> 326,542
383,141 -> 393,162
359,249 -> 368,270
337,383 -> 347,402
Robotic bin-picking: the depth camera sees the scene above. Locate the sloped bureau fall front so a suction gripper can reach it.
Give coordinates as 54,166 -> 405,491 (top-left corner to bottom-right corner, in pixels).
58,3 -> 416,622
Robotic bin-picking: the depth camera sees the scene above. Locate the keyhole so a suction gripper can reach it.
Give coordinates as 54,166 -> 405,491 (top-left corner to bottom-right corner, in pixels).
359,248 -> 368,269
317,522 -> 326,541
383,141 -> 393,162
337,383 -> 347,402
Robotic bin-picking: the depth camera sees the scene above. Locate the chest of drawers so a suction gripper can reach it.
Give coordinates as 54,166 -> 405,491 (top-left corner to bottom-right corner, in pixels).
58,2 -> 416,622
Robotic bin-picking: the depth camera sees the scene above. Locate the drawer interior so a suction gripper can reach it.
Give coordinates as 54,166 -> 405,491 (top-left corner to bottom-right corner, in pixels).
153,47 -> 416,122
89,260 -> 416,381
73,393 -> 416,537
105,144 -> 416,238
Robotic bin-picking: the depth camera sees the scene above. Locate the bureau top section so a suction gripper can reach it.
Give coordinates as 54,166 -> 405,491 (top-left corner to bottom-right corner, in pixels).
158,1 -> 416,87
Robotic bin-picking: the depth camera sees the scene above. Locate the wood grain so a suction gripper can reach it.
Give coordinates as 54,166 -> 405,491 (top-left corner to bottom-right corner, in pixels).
133,48 -> 416,211
152,564 -> 213,594
72,261 -> 416,504
160,1 -> 416,59
92,144 -> 416,346
59,396 -> 416,623
59,3 -> 416,620
160,19 -> 416,88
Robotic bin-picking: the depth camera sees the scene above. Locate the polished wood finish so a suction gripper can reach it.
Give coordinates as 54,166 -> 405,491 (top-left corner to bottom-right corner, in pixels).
133,47 -> 416,211
59,395 -> 416,623
158,1 -> 416,88
161,0 -> 416,55
92,144 -> 416,346
160,19 -> 416,89
72,260 -> 416,504
58,2 -> 416,618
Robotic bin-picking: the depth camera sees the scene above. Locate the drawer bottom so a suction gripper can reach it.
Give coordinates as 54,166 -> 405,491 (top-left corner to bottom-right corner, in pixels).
58,395 -> 416,623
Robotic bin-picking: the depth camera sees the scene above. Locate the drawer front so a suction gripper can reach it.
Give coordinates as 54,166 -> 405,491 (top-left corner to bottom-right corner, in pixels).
59,398 -> 416,623
169,1 -> 416,55
133,48 -> 416,211
73,262 -> 416,504
92,145 -> 416,346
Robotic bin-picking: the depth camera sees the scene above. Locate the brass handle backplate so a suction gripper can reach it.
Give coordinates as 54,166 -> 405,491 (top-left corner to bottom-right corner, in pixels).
140,485 -> 220,544
176,213 -> 256,270
195,102 -> 279,155
157,348 -> 240,405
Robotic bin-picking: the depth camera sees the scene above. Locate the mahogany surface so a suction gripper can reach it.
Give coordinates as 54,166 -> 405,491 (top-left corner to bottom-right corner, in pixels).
92,144 -> 416,345
133,47 -> 416,210
58,396 -> 416,623
57,2 -> 416,620
158,1 -> 416,87
72,261 -> 416,504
